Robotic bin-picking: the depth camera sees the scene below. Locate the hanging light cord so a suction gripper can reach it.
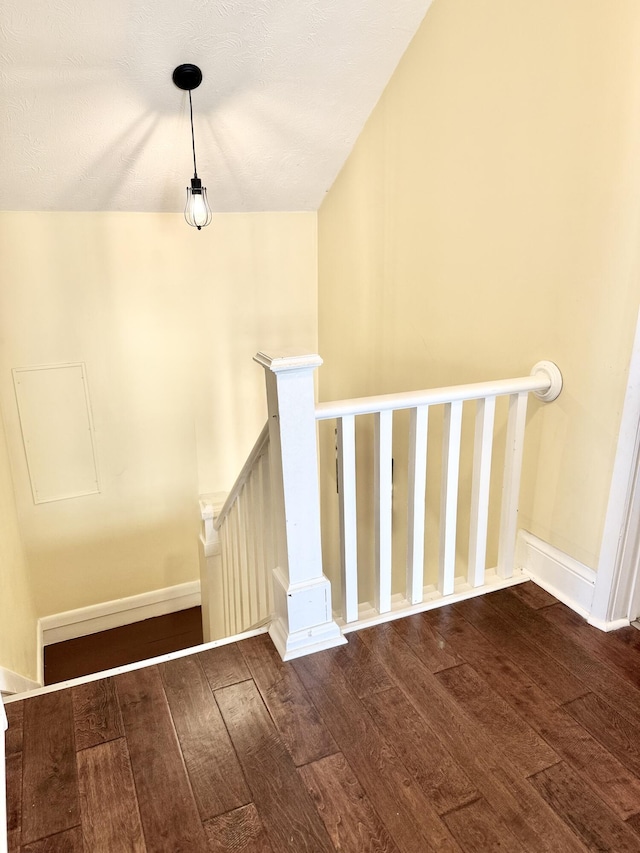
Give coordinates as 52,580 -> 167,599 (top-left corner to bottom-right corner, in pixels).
188,90 -> 198,179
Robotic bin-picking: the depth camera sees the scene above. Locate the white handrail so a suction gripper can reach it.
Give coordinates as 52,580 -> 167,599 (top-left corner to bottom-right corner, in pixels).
315,362 -> 561,420
214,422 -> 269,531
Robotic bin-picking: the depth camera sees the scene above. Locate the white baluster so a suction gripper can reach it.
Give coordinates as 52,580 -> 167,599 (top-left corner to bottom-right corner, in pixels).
468,396 -> 496,587
261,449 -> 275,617
234,497 -> 246,631
253,457 -> 267,623
337,415 -> 358,622
374,409 -> 393,613
407,405 -> 429,605
244,478 -> 259,627
221,517 -> 231,636
498,391 -> 529,577
230,504 -> 242,634
439,401 -> 463,595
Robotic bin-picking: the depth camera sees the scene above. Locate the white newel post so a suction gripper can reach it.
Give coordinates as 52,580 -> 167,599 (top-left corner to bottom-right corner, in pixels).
254,351 -> 346,660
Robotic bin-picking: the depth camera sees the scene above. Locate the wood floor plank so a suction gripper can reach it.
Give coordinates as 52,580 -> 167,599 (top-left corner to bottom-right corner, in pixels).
362,687 -> 478,816
21,691 -> 80,845
12,592 -> 640,853
564,692 -> 640,778
427,603 -> 640,819
159,654 -> 251,819
424,610 -> 640,819
115,665 -> 208,851
215,679 -> 335,853
5,703 -> 23,850
510,580 -> 558,610
72,678 -> 123,751
435,663 -> 558,777
487,589 -> 640,731
8,829 -> 20,853
20,826 -> 84,852
239,633 -> 338,766
299,752 -> 400,852
627,812 -> 640,837
198,643 -> 252,691
529,761 -> 640,852
452,595 -> 588,704
203,804 -> 273,853
608,625 -> 640,652
442,797 -> 528,853
4,700 -> 23,756
390,613 -> 463,673
541,603 -> 640,691
357,621 -> 589,853
294,649 -> 461,853
77,738 -> 145,852
6,752 -> 21,837
325,631 -> 394,697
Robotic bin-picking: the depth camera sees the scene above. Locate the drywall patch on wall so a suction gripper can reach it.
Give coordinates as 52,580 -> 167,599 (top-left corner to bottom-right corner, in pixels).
13,363 -> 99,504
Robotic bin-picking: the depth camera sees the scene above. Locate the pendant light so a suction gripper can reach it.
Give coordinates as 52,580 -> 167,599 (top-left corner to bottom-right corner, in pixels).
172,63 -> 212,230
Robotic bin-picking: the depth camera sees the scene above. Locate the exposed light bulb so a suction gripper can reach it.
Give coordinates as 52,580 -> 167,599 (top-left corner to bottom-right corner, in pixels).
191,193 -> 208,227
185,177 -> 212,231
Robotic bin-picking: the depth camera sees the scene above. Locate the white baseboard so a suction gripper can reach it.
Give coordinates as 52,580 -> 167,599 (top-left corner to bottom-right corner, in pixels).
39,581 -> 201,646
516,530 -> 596,619
0,665 -> 41,697
587,614 -> 631,632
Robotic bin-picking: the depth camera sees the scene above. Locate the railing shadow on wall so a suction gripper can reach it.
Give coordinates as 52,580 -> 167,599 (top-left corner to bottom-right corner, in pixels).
200,351 -> 562,660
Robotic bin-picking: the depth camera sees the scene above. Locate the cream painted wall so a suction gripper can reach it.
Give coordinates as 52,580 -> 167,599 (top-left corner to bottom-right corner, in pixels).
0,211 -> 317,617
318,0 -> 640,570
0,408 -> 38,680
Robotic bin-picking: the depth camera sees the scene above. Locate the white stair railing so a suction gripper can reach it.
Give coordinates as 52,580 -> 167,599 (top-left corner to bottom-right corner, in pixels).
206,353 -> 561,656
316,361 -> 562,628
212,423 -> 274,637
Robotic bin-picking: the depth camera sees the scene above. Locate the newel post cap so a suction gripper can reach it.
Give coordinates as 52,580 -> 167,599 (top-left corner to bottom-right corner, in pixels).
254,350 -> 323,373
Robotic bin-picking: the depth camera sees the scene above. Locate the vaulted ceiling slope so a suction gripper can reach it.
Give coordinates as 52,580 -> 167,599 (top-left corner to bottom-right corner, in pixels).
1,0 -> 433,213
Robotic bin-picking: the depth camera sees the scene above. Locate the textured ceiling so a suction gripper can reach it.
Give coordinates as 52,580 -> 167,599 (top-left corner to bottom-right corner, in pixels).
0,0 -> 433,213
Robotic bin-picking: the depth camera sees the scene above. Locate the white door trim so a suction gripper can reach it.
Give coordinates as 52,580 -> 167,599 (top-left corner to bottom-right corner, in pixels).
591,309 -> 640,625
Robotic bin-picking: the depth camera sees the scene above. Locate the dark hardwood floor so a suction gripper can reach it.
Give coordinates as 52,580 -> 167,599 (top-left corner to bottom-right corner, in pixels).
43,607 -> 204,685
6,584 -> 640,851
